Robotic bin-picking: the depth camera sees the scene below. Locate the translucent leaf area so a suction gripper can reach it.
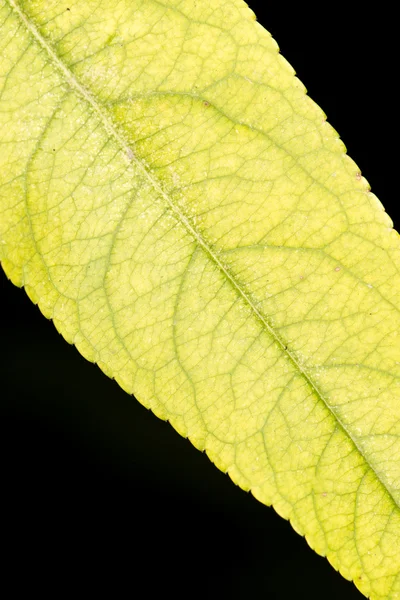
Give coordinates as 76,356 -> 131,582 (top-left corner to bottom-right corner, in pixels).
0,1 -> 399,597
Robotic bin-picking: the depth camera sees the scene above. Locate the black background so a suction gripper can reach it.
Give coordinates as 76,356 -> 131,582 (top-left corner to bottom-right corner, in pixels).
1,3 -> 397,598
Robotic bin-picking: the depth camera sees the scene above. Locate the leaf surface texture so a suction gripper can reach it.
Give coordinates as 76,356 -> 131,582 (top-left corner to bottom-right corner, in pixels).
0,1 -> 399,596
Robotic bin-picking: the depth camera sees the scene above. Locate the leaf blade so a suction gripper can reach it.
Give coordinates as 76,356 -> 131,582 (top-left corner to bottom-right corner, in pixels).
1,1 -> 400,596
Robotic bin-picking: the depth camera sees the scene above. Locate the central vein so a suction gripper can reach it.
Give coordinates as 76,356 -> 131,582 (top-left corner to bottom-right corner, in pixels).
8,0 -> 399,509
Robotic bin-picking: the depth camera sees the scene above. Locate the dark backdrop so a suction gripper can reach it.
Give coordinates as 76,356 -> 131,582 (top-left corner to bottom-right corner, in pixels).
1,3 -> 396,598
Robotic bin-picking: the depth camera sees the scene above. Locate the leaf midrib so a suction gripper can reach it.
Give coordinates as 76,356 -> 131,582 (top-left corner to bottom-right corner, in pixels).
8,0 -> 399,510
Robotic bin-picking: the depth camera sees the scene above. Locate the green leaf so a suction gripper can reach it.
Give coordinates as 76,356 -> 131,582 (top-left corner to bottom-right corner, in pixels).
0,1 -> 399,597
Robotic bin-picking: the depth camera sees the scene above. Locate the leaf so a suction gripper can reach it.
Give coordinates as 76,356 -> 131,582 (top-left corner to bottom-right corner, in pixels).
0,1 -> 399,597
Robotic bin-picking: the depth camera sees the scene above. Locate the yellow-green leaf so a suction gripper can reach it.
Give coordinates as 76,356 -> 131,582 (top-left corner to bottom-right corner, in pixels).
1,1 -> 399,597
